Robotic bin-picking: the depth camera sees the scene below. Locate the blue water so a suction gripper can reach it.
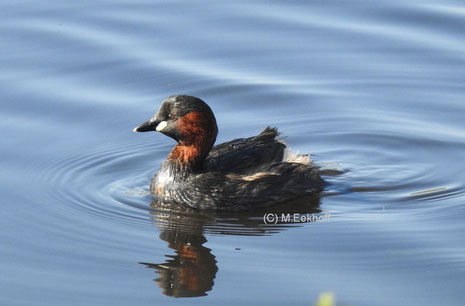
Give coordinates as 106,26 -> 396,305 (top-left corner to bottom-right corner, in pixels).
2,1 -> 465,305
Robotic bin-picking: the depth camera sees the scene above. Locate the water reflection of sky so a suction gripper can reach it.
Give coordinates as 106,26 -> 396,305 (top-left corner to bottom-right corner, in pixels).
1,0 -> 465,305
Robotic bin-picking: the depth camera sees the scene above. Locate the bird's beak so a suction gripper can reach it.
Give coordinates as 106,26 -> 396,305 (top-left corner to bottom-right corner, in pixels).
133,118 -> 161,132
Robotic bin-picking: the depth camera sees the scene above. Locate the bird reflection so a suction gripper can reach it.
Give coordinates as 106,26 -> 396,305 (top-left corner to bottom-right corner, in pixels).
140,196 -> 321,297
139,203 -> 217,297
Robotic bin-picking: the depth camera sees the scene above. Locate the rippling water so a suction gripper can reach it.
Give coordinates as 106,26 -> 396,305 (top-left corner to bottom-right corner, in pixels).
2,1 -> 465,305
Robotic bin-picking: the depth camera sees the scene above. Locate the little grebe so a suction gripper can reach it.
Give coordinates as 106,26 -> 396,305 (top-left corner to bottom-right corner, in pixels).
134,95 -> 324,210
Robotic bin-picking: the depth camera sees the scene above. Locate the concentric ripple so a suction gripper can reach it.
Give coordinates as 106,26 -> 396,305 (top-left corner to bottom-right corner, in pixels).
28,139 -> 161,228
28,138 -> 326,235
27,115 -> 465,233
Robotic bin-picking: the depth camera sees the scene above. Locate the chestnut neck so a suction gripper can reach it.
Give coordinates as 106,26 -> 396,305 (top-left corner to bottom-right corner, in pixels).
166,111 -> 217,173
167,142 -> 211,172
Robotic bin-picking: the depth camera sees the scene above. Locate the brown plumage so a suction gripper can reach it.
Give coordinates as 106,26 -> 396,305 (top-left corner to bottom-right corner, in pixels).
134,95 -> 324,210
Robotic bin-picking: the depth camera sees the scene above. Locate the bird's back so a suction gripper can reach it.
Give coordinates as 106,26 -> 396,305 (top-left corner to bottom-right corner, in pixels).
158,127 -> 324,210
204,127 -> 285,174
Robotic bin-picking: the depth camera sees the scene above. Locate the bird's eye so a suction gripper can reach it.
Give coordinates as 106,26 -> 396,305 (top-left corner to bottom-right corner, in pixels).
167,113 -> 175,120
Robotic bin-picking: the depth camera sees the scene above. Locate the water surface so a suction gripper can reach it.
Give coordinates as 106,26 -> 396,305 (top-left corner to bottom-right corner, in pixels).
2,1 -> 465,305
